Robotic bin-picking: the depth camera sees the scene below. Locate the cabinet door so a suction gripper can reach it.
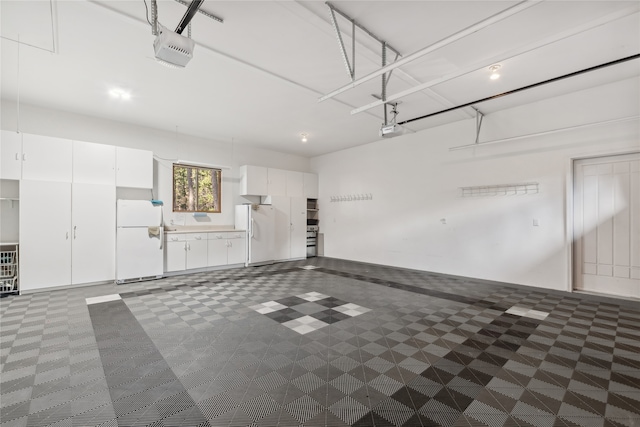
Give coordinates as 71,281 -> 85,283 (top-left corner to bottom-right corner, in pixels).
165,240 -> 186,272
0,130 -> 22,180
71,183 -> 116,284
20,180 -> 72,290
186,235 -> 208,269
304,173 -> 319,199
271,196 -> 291,261
290,197 -> 307,259
22,133 -> 72,182
116,146 -> 153,188
227,234 -> 246,265
286,171 -> 304,197
240,165 -> 268,196
267,168 -> 287,196
73,141 -> 116,184
207,235 -> 228,266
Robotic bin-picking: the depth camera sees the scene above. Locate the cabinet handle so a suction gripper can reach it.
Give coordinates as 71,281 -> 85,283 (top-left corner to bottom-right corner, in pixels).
15,153 -> 19,160
187,243 -> 191,250
195,236 -> 201,240
22,153 -> 26,161
74,226 -> 77,239
66,231 -> 69,240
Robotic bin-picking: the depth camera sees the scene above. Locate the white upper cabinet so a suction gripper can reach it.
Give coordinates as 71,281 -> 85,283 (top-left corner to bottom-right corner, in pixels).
116,146 -> 153,188
304,173 -> 318,199
267,168 -> 287,196
239,165 -> 268,196
286,170 -> 304,197
0,130 -> 22,180
240,165 -> 316,198
22,133 -> 72,182
73,141 -> 116,185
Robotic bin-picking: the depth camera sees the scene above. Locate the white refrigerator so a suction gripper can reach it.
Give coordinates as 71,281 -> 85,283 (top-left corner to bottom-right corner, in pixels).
235,204 -> 275,266
116,200 -> 164,283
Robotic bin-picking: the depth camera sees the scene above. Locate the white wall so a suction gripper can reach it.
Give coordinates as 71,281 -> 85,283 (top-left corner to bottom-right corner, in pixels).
1,101 -> 311,226
311,77 -> 640,291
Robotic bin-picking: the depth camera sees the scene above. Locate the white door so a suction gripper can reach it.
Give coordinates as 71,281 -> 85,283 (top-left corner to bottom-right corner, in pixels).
71,183 -> 116,284
271,196 -> 291,261
250,205 -> 275,264
208,237 -> 228,266
304,173 -> 319,199
165,239 -> 186,272
267,168 -> 287,196
0,130 -> 22,180
227,234 -> 246,265
117,228 -> 163,280
573,153 -> 640,298
20,180 -> 72,290
186,236 -> 207,269
21,133 -> 72,182
286,171 -> 304,197
73,141 -> 116,184
290,197 -> 307,259
116,146 -> 153,189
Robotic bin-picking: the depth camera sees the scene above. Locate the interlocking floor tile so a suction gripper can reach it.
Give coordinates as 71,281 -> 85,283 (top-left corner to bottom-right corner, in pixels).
1,257 -> 639,426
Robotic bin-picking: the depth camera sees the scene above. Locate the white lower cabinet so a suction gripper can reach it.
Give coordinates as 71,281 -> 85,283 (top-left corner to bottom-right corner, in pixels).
165,233 -> 209,272
20,180 -> 115,291
165,234 -> 187,272
207,232 -> 246,266
186,234 -> 207,269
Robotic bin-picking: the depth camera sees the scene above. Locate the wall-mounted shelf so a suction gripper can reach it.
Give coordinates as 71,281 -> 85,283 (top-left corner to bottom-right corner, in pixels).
460,182 -> 538,197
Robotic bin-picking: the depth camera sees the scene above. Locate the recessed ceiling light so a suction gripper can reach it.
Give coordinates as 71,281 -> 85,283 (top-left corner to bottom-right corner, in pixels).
300,133 -> 308,143
109,88 -> 131,100
489,64 -> 501,80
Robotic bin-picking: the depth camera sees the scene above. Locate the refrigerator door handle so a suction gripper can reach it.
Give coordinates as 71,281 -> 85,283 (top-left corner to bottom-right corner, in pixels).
159,228 -> 164,250
250,218 -> 255,238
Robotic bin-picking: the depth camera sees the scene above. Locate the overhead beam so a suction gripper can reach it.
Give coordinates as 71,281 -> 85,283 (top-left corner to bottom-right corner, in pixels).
173,0 -> 224,24
350,4 -> 640,115
175,0 -> 204,34
318,0 -> 542,102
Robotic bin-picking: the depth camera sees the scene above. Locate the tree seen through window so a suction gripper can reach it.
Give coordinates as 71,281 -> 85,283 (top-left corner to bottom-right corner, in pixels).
173,164 -> 221,213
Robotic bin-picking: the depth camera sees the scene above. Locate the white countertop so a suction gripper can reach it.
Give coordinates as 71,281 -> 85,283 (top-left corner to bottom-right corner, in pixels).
164,225 -> 245,234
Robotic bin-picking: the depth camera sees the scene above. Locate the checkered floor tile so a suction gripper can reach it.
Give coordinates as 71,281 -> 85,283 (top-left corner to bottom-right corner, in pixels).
251,293 -> 371,334
1,257 -> 639,427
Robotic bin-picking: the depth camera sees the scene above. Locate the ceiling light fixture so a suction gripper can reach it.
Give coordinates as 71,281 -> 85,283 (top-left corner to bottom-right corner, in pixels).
300,133 -> 308,143
489,64 -> 501,80
109,88 -> 131,100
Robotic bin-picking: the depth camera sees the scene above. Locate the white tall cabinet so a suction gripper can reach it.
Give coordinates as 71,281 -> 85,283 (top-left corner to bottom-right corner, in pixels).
290,197 -> 307,259
16,134 -> 151,291
71,183 -> 116,285
20,181 -> 72,290
271,196 -> 307,261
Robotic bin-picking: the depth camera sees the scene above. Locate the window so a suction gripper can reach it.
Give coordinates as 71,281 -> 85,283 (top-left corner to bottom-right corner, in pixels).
173,164 -> 221,213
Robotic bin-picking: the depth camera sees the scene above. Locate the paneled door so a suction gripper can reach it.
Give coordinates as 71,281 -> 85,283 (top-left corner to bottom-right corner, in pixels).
573,153 -> 640,298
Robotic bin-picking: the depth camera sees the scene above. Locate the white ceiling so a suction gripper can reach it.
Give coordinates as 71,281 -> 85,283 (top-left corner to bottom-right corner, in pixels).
1,1 -> 639,157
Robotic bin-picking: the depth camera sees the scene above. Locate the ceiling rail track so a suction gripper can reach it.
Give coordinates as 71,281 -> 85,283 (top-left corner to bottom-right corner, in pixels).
319,0 -> 541,102
397,54 -> 640,126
